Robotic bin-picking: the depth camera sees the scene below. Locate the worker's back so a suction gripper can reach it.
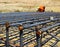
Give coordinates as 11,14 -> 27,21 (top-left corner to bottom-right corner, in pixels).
37,5 -> 45,12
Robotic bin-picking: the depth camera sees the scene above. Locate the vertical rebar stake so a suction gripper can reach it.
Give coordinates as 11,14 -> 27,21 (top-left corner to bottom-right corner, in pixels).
5,22 -> 10,47
35,26 -> 42,47
18,25 -> 23,47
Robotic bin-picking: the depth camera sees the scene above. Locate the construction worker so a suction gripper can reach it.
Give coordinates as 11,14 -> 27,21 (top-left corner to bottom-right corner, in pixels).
37,5 -> 45,12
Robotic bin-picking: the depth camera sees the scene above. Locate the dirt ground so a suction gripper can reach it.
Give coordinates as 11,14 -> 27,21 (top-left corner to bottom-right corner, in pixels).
0,0 -> 60,12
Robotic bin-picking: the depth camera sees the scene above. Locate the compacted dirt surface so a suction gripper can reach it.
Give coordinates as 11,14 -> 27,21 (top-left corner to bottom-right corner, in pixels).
0,0 -> 60,12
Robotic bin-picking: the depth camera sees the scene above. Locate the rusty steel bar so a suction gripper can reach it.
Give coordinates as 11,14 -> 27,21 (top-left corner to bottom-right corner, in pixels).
35,26 -> 42,47
0,12 -> 60,47
5,22 -> 10,47
18,25 -> 24,47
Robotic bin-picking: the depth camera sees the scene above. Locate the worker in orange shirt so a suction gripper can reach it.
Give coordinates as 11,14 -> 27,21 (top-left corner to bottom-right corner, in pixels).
37,5 -> 45,12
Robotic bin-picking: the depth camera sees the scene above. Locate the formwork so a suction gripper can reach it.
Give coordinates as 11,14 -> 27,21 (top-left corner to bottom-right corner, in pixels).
0,12 -> 60,47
